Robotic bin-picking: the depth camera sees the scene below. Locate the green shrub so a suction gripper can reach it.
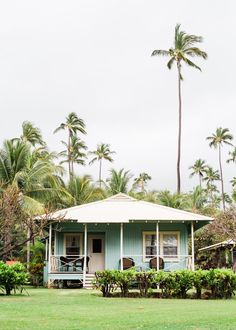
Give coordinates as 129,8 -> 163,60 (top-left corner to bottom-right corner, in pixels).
28,263 -> 44,287
135,271 -> 156,297
156,271 -> 176,298
114,269 -> 135,297
0,262 -> 28,295
192,269 -> 208,299
206,269 -> 236,299
172,270 -> 194,298
94,270 -> 117,297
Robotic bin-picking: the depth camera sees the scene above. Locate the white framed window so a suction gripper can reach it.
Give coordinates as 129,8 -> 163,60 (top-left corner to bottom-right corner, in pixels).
64,233 -> 83,256
143,231 -> 180,261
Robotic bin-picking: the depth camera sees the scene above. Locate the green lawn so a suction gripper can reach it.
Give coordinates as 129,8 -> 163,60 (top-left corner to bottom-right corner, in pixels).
1,288 -> 236,330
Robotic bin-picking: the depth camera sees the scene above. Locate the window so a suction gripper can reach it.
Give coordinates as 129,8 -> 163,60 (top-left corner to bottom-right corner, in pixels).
163,234 -> 178,259
92,239 -> 102,253
143,232 -> 179,261
65,234 -> 82,256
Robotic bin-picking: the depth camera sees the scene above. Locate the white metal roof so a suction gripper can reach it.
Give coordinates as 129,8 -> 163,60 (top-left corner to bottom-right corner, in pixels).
199,239 -> 235,252
48,193 -> 213,223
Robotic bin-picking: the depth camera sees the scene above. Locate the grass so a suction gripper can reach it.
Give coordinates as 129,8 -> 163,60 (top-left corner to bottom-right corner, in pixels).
1,288 -> 236,329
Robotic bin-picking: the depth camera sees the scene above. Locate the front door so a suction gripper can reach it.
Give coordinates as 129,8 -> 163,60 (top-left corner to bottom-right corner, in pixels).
88,235 -> 105,273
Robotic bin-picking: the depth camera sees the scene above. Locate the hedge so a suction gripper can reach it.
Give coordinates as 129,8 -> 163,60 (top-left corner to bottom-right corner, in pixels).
94,269 -> 236,299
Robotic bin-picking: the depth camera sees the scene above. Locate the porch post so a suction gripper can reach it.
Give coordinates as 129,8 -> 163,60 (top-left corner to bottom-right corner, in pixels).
54,229 -> 57,255
83,224 -> 88,286
120,223 -> 123,270
156,222 -> 159,271
45,238 -> 48,261
48,223 -> 52,273
191,221 -> 195,271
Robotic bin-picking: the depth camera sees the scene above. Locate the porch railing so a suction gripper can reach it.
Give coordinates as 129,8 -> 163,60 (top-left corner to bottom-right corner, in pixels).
49,255 -> 86,273
122,254 -> 193,271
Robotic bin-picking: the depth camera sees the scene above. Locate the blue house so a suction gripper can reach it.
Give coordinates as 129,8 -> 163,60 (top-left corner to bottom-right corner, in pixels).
43,193 -> 212,288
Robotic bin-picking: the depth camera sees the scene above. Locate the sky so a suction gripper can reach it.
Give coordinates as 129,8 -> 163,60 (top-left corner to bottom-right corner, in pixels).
0,0 -> 235,193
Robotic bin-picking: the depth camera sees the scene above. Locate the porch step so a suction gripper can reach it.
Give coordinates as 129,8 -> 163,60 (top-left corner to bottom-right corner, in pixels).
84,273 -> 96,289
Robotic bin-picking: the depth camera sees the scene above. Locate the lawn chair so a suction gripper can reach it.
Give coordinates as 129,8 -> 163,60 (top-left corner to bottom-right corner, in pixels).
149,257 -> 164,270
122,257 -> 135,270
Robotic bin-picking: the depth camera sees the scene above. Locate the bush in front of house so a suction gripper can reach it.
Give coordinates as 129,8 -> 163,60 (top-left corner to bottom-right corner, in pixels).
93,269 -> 236,299
0,261 -> 28,295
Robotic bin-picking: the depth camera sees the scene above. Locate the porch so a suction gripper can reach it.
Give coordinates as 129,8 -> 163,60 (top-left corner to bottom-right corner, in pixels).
44,221 -> 196,287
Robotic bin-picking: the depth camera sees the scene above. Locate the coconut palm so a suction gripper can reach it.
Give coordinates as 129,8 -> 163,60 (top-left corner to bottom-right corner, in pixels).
152,24 -> 207,193
0,139 -> 69,214
89,143 -> 115,188
230,177 -> 236,189
227,147 -> 236,164
207,127 -> 233,210
54,112 -> 86,178
203,166 -> 220,186
20,121 -> 45,147
157,190 -> 187,210
59,135 -> 87,176
66,175 -> 105,206
133,172 -> 152,193
189,159 -> 207,188
106,168 -> 132,195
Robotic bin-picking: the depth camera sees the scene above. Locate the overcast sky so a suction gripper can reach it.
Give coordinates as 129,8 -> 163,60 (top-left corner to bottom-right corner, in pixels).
0,0 -> 235,193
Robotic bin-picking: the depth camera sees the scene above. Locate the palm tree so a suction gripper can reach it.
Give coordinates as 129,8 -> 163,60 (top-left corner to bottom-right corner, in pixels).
133,172 -> 152,193
66,175 -> 105,206
59,135 -> 87,176
189,159 -> 207,188
227,147 -> 236,164
0,139 -> 69,214
207,127 -> 233,210
89,143 -> 115,188
20,121 -> 45,147
230,177 -> 236,189
156,190 -> 187,210
54,112 -> 86,178
106,168 -> 132,195
203,166 -> 220,186
152,24 -> 207,193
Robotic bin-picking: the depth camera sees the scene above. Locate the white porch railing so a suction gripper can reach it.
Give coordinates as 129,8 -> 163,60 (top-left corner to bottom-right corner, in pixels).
49,255 -> 86,273
122,254 -> 193,271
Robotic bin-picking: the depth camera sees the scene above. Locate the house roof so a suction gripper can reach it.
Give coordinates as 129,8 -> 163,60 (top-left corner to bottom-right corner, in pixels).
47,193 -> 213,224
198,239 -> 236,252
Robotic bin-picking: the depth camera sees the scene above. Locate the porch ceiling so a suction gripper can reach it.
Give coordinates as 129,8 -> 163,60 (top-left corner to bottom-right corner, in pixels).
46,193 -> 213,224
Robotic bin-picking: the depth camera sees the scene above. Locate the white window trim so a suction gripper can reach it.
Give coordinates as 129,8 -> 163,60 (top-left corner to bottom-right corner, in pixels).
64,233 -> 83,256
142,231 -> 180,262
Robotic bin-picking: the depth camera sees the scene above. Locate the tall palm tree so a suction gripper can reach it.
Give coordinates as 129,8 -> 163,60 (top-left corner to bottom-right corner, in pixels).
20,121 -> 45,147
89,143 -> 115,188
54,112 -> 86,178
207,127 -> 233,210
106,168 -> 132,195
227,147 -> 236,164
59,135 -> 87,176
189,159 -> 207,188
152,24 -> 207,193
203,166 -> 220,186
230,177 -> 236,189
133,172 -> 152,193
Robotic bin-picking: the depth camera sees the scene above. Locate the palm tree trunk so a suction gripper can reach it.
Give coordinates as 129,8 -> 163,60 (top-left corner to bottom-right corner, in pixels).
177,61 -> 182,194
99,159 -> 102,188
218,145 -> 225,211
199,175 -> 202,189
68,131 -> 72,179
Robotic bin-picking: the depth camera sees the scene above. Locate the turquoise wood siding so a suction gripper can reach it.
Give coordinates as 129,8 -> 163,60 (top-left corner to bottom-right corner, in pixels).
51,222 -> 189,272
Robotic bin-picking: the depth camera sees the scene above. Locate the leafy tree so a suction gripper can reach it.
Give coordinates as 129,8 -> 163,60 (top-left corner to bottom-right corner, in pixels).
54,112 -> 86,178
133,172 -> 152,193
189,159 -> 207,188
89,143 -> 115,188
207,128 -> 233,210
106,168 -> 132,195
152,24 -> 207,193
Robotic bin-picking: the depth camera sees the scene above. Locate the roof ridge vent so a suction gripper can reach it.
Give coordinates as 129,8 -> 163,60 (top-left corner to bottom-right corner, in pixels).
105,193 -> 136,202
